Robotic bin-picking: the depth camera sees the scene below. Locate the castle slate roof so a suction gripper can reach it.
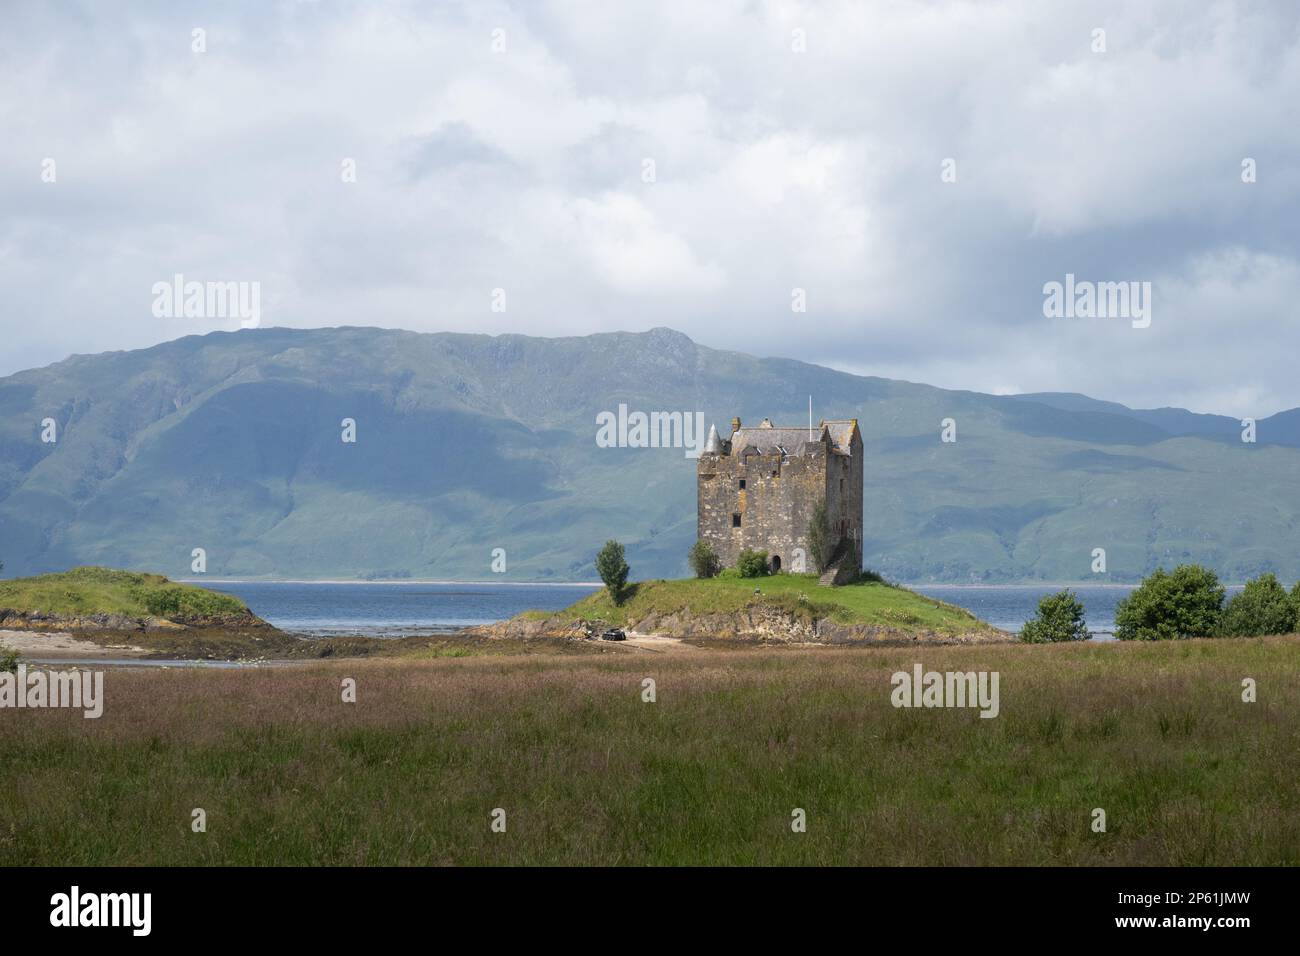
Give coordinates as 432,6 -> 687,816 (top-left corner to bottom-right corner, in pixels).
820,420 -> 859,452
727,419 -> 858,457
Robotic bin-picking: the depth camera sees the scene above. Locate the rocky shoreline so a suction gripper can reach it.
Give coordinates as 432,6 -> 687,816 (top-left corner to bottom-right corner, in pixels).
1,598 -> 1012,663
0,606 -> 314,661
0,606 -> 275,633
0,613 -> 618,662
476,603 -> 1013,647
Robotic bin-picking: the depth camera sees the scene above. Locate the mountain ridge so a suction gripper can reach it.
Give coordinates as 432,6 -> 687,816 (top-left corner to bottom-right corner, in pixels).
2,325 -> 1297,583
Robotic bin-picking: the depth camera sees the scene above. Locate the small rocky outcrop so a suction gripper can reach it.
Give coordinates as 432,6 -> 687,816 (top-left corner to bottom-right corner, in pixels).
480,603 -> 1011,647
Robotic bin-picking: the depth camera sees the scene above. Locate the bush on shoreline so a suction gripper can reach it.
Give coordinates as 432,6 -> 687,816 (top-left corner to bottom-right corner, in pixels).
1113,565 -> 1300,640
1020,590 -> 1090,643
1218,573 -> 1298,637
1114,565 -> 1225,641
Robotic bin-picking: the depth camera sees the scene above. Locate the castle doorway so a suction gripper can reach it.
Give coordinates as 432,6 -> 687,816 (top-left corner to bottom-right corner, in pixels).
770,554 -> 782,573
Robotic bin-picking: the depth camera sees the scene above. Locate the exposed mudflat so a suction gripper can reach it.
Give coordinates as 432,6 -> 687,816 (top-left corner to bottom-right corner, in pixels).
0,629 -> 147,659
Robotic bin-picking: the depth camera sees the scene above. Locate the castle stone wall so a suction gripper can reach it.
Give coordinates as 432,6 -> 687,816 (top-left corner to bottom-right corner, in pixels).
697,421 -> 863,576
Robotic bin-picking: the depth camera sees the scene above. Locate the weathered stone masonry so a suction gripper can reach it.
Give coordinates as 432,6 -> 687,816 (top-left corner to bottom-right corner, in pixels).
697,417 -> 863,575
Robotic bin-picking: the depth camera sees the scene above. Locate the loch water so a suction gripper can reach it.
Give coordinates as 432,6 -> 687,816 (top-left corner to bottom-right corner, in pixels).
203,580 -> 1242,640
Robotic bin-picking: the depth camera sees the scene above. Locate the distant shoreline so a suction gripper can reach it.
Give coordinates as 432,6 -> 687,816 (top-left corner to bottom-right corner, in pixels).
183,578 -> 604,587
912,582 -> 1140,589
180,579 -> 1250,589
184,579 -> 1141,588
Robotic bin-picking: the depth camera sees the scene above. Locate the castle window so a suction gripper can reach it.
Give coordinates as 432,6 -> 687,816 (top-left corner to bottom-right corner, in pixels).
840,478 -> 845,494
732,513 -> 742,527
738,478 -> 746,490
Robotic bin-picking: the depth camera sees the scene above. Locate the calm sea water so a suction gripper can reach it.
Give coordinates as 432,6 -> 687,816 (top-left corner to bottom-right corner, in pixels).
914,584 -> 1244,639
205,580 -> 1243,640
913,586 -> 1128,639
206,582 -> 600,637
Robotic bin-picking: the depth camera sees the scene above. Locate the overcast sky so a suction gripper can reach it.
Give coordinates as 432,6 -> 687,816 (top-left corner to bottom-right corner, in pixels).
2,0 -> 1298,416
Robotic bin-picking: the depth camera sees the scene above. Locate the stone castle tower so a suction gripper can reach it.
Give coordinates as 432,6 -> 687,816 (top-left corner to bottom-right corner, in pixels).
697,416 -> 863,580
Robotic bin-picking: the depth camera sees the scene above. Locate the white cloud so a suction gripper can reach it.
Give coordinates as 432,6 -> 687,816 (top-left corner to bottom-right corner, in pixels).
1,0 -> 1298,415
564,193 -> 725,294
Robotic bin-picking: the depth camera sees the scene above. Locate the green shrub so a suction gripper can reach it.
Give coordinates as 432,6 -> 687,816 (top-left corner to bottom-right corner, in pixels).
134,584 -> 243,619
736,549 -> 770,578
1114,564 -> 1224,641
595,540 -> 630,604
1020,590 -> 1090,643
688,540 -> 722,579
0,647 -> 20,673
1218,573 -> 1297,636
806,500 -> 834,573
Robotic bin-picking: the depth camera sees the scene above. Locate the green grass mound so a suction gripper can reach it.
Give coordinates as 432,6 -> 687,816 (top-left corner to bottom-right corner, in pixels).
564,573 -> 1000,637
0,566 -> 248,621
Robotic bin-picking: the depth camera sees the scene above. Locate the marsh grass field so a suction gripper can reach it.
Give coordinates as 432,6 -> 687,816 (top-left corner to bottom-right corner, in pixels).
2,637 -> 1298,866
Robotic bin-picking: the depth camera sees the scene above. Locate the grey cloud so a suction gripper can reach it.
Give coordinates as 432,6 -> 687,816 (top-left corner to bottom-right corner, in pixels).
1,0 -> 1298,419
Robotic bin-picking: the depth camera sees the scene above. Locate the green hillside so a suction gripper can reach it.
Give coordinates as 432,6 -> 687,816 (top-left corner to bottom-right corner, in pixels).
1,326 -> 1298,583
0,566 -> 247,619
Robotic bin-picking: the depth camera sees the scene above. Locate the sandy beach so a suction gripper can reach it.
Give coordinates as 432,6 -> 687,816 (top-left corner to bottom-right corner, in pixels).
0,629 -> 146,660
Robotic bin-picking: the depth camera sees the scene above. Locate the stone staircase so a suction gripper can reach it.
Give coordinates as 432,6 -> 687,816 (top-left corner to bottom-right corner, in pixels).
818,551 -> 859,587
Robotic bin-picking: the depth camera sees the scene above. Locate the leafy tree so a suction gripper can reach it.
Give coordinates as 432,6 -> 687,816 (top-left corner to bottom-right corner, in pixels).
688,540 -> 721,579
1020,590 -> 1090,643
595,540 -> 630,604
736,549 -> 770,578
1114,564 -> 1224,641
806,500 -> 834,573
1218,573 -> 1297,637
